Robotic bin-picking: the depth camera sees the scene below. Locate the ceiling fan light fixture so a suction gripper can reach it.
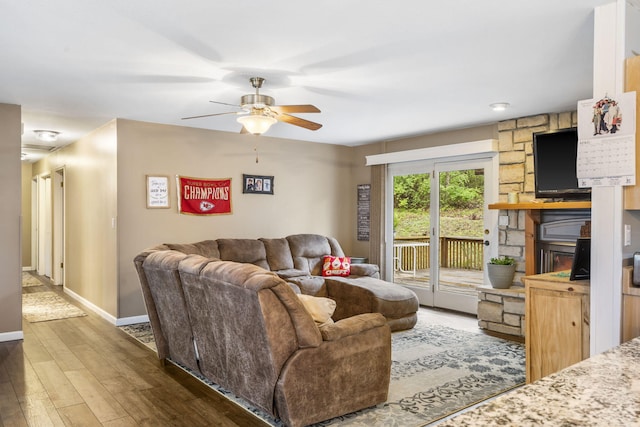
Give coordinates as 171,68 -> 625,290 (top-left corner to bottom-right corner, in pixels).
489,102 -> 510,112
237,114 -> 277,135
34,129 -> 60,142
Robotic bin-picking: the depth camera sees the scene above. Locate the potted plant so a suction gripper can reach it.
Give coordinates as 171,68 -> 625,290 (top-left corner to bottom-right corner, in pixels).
487,256 -> 516,289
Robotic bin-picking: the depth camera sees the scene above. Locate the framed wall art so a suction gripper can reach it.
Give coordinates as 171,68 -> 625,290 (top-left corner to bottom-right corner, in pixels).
146,175 -> 170,208
243,174 -> 274,195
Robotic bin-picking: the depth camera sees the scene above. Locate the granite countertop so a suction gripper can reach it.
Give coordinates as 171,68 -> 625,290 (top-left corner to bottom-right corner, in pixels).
438,337 -> 640,426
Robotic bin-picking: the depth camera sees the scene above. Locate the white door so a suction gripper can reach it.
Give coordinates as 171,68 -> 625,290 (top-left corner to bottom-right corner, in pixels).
53,168 -> 65,285
387,156 -> 498,314
38,174 -> 53,278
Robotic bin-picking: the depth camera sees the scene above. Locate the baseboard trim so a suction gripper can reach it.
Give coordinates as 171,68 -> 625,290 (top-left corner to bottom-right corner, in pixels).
63,287 -> 149,327
64,287 -> 117,325
0,330 -> 24,342
115,315 -> 149,327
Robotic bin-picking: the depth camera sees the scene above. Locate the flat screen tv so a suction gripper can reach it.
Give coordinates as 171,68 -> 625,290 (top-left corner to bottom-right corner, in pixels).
533,128 -> 591,201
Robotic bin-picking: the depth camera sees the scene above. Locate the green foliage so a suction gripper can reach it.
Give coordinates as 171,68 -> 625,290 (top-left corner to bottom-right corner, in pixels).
394,174 -> 430,210
394,208 -> 483,238
393,169 -> 485,238
393,169 -> 484,212
489,256 -> 515,265
439,170 -> 484,209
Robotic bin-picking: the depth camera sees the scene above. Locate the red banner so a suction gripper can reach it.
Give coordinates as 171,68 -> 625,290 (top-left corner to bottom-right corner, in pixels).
177,176 -> 232,215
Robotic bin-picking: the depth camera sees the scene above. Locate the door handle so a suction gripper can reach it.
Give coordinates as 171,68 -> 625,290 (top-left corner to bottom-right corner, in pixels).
483,240 -> 490,246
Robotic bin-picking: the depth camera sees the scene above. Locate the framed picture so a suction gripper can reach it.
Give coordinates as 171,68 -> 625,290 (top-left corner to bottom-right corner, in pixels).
243,174 -> 274,195
146,175 -> 170,208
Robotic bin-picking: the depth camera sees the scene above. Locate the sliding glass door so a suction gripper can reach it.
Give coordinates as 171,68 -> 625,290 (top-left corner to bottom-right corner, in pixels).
388,157 -> 496,314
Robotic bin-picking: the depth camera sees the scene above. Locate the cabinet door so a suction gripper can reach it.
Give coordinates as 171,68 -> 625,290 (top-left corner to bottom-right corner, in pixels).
622,294 -> 640,342
528,287 -> 585,382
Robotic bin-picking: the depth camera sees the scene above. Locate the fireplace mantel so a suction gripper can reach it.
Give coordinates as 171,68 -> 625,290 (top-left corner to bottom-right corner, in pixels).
488,201 -> 591,210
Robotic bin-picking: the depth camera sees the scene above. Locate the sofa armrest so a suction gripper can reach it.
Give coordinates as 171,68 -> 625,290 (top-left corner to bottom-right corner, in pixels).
349,263 -> 379,278
319,312 -> 386,341
274,312 -> 390,427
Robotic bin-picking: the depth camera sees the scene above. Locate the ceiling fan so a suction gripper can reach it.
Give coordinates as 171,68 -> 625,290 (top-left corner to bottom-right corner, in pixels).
182,77 -> 322,135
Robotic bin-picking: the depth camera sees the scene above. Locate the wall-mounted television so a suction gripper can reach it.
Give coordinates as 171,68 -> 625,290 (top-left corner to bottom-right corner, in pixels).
533,128 -> 591,201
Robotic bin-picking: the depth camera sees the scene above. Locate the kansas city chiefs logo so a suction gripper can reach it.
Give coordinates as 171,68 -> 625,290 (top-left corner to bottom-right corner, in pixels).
199,201 -> 215,212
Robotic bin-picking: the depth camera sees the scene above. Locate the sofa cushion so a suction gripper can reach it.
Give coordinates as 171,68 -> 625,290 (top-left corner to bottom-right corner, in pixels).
322,256 -> 351,277
287,234 -> 333,275
274,269 -> 311,279
325,276 -> 419,325
286,276 -> 328,296
260,238 -> 295,271
297,294 -> 336,327
165,240 -> 220,259
216,238 -> 270,270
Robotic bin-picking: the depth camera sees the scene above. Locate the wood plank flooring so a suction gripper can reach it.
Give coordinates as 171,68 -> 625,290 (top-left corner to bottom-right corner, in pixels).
1,275 -> 269,427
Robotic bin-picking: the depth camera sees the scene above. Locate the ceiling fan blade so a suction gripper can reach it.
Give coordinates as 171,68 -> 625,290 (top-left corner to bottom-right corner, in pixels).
181,111 -> 239,120
239,126 -> 250,134
271,104 -> 320,114
210,100 -> 242,108
276,113 -> 323,131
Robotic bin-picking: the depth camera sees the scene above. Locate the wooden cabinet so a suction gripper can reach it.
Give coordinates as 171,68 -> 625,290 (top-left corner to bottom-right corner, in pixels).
622,266 -> 640,342
524,272 -> 590,383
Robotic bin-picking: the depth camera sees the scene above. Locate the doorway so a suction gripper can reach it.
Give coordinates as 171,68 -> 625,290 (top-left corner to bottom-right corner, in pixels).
34,169 -> 65,285
53,168 -> 65,286
37,174 -> 52,278
387,157 -> 497,314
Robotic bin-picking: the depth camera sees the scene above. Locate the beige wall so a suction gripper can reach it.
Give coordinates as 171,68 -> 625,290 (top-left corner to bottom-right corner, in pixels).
0,103 -> 22,335
116,119 -> 357,318
21,116 -> 500,322
33,121 -> 118,316
21,162 -> 32,267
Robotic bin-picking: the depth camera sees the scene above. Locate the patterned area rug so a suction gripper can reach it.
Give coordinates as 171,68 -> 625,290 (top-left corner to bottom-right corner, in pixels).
22,272 -> 45,287
120,312 -> 525,426
22,291 -> 87,322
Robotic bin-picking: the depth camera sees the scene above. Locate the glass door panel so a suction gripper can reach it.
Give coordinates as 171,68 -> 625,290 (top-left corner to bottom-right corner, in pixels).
392,172 -> 433,306
433,161 -> 488,313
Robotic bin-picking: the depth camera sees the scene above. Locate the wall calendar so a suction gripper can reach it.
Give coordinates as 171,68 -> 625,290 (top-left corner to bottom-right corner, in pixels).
576,91 -> 637,187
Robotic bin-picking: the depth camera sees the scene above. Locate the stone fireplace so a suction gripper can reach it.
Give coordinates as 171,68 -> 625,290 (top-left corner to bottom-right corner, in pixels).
536,212 -> 591,274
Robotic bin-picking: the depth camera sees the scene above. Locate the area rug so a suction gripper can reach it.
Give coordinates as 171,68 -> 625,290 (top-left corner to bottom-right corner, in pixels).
120,312 -> 525,426
22,291 -> 87,322
22,272 -> 44,287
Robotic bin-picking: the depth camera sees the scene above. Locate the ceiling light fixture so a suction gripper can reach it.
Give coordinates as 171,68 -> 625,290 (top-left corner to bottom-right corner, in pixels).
489,102 -> 510,112
237,114 -> 277,135
34,130 -> 60,142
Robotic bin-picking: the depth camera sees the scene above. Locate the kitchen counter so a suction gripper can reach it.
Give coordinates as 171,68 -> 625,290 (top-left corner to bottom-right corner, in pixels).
438,337 -> 640,426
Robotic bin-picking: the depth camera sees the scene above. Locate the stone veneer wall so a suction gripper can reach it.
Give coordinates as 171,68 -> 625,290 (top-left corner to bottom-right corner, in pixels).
495,111 -> 578,286
477,287 -> 525,336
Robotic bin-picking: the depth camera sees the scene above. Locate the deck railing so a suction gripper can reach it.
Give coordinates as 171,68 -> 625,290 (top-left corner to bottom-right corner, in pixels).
394,236 -> 484,271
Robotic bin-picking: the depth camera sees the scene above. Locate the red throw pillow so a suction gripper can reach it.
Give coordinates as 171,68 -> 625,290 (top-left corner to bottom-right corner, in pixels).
322,256 -> 351,277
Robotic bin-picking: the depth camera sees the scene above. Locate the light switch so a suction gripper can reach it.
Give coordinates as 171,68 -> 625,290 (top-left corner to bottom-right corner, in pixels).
625,224 -> 631,246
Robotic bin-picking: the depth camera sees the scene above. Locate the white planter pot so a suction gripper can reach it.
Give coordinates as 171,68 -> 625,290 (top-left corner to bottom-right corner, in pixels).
487,263 -> 516,289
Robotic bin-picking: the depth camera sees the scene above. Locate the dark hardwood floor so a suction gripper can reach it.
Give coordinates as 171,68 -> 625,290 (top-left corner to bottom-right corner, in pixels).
2,274 -> 270,427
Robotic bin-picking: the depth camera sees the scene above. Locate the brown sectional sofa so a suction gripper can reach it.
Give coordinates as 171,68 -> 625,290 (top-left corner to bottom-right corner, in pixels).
133,234 -> 419,426
135,247 -> 392,427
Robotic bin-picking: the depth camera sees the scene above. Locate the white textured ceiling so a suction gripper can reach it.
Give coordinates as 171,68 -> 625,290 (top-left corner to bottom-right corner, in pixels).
0,1 -> 612,161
